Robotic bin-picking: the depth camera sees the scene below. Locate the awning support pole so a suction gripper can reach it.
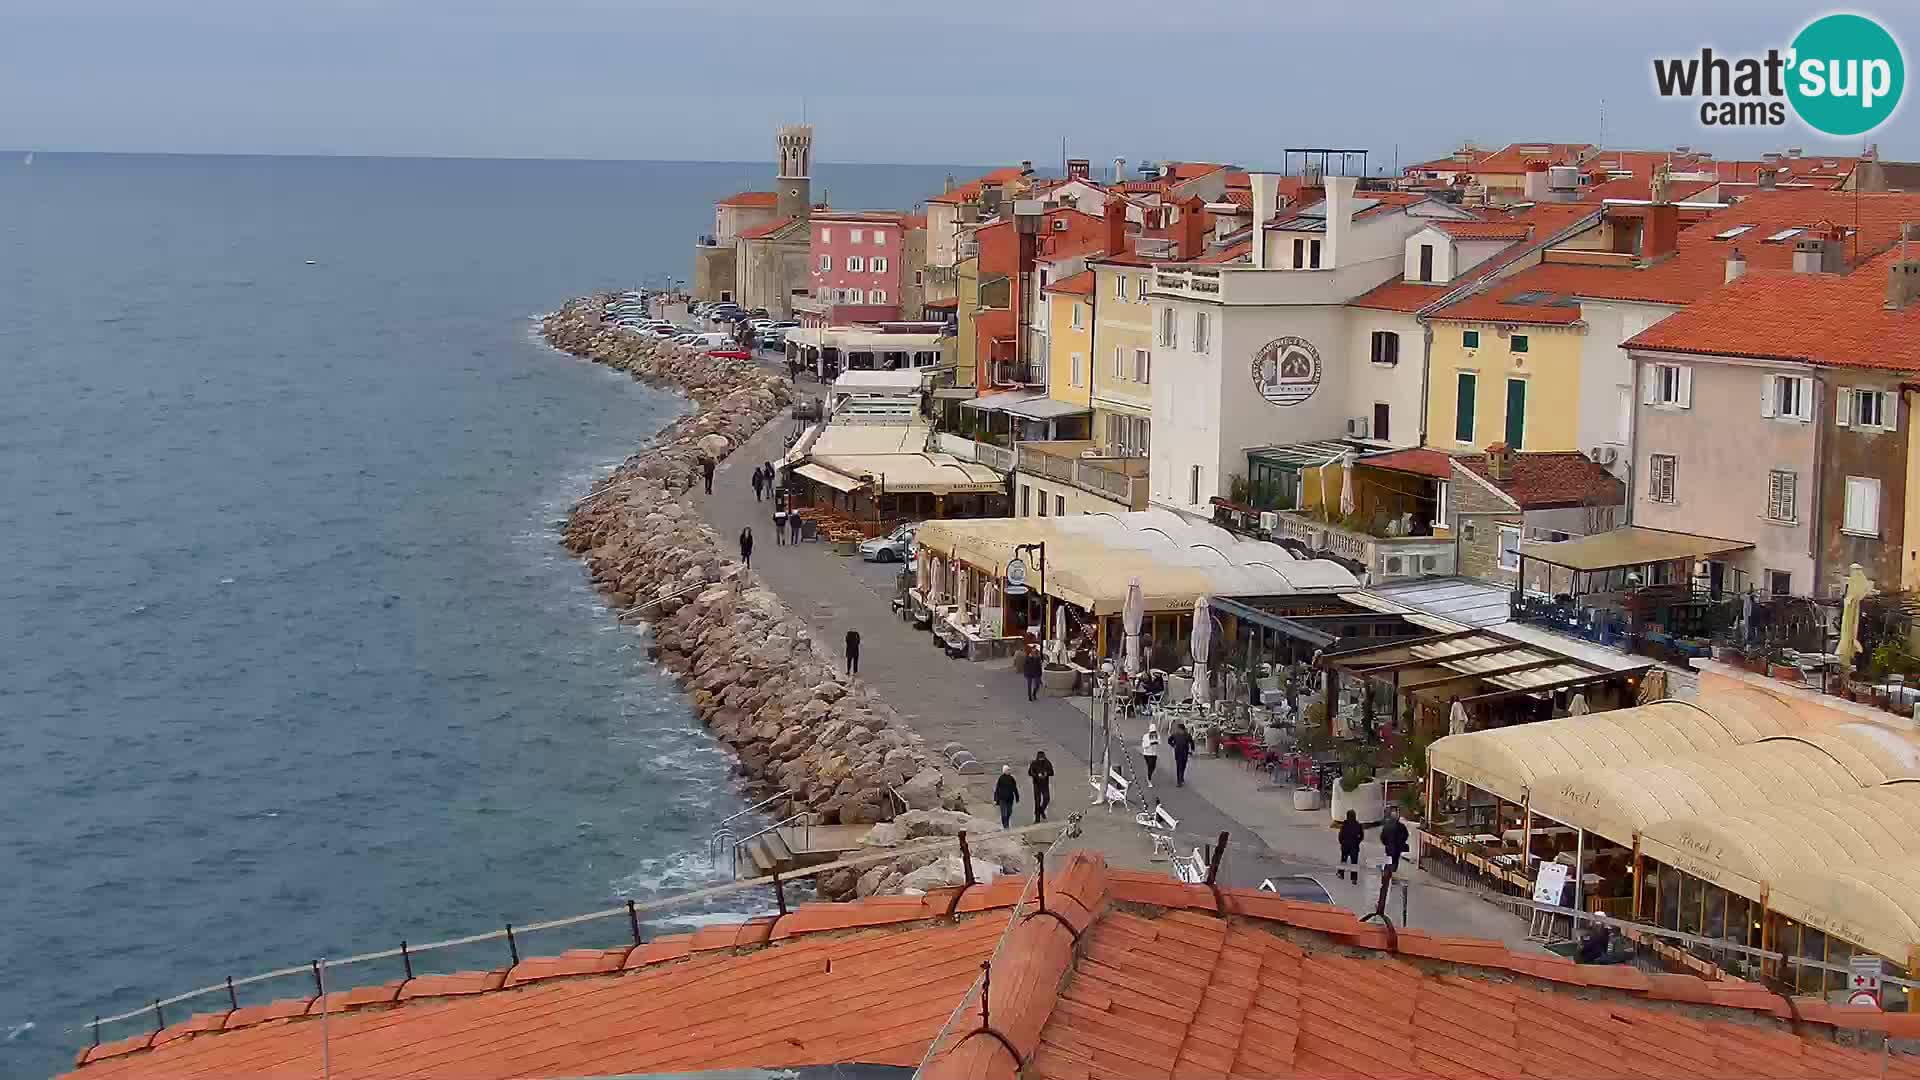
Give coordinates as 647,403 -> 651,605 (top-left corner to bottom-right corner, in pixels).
1631,834 -> 1644,921
1572,828 -> 1585,926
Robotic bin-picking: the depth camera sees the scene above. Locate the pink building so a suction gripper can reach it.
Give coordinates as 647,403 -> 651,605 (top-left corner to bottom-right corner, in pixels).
808,212 -> 909,318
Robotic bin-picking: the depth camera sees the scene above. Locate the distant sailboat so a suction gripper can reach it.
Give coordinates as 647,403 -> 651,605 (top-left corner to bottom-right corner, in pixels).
22,152 -> 32,165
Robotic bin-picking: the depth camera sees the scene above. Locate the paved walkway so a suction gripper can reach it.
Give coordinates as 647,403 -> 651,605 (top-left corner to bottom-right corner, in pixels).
684,369 -> 1539,947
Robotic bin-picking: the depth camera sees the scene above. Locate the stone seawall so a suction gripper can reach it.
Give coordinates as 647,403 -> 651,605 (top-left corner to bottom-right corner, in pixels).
541,297 -> 1022,897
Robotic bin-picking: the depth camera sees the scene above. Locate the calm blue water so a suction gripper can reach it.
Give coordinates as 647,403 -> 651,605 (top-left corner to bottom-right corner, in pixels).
0,152 -> 962,1075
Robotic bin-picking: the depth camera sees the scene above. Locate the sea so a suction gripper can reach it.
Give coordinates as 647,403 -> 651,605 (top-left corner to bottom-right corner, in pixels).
0,152 -> 964,1076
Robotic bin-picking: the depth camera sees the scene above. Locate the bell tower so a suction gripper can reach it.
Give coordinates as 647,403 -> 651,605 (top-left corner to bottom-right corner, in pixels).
775,124 -> 814,222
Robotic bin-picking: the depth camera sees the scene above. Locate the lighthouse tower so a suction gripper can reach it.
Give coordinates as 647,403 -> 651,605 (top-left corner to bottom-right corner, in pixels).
775,124 -> 814,222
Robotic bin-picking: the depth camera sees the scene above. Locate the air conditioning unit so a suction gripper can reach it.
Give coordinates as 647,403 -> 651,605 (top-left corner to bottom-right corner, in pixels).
1052,219 -> 1068,232
1345,416 -> 1371,439
1259,511 -> 1280,532
1590,445 -> 1620,466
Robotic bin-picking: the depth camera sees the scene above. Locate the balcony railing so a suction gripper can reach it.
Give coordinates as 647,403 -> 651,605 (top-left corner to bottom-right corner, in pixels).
1015,444 -> 1148,510
934,432 -> 1015,474
1212,502 -> 1453,583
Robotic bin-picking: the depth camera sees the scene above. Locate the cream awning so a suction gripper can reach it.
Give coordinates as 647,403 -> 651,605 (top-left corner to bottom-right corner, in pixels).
812,453 -> 1003,495
1639,779 -> 1920,913
1518,526 -> 1753,572
793,463 -> 864,493
1769,855 -> 1920,965
1526,722 -> 1920,847
1427,699 -> 1803,806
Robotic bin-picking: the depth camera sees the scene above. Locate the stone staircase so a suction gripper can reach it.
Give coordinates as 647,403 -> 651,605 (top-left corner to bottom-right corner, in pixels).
734,823 -> 874,881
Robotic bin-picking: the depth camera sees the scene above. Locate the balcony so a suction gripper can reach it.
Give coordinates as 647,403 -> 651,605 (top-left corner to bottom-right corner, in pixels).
933,431 -> 1015,474
696,234 -> 721,248
1211,501 -> 1454,583
1151,261 -> 1400,306
1015,442 -> 1149,511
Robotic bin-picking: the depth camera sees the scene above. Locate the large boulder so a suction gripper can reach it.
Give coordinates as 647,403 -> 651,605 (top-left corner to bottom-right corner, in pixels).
897,767 -> 946,811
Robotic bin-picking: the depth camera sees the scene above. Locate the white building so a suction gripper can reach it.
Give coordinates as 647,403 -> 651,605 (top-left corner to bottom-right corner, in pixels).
1146,174 -> 1478,521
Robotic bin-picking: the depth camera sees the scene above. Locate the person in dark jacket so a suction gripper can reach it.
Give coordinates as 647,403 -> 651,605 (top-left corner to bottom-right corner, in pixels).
1168,723 -> 1195,787
845,628 -> 861,674
1027,751 -> 1053,821
1380,808 -> 1410,873
1577,916 -> 1613,964
738,527 -> 753,568
751,467 -> 765,502
1338,810 -> 1364,883
1022,647 -> 1043,701
788,511 -> 803,545
993,765 -> 1019,829
701,458 -> 715,495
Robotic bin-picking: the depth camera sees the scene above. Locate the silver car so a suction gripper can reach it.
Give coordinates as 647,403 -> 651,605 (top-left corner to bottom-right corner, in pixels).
858,522 -> 919,562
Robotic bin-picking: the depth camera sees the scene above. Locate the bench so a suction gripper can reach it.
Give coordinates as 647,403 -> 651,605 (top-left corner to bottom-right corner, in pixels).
1091,768 -> 1129,811
1137,800 -> 1180,861
1172,847 -> 1207,884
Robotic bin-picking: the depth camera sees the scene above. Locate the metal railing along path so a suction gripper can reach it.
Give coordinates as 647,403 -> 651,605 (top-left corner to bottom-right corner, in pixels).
75,822 -> 1060,1043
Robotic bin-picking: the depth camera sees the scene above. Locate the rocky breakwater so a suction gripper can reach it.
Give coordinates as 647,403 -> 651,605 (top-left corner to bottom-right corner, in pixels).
543,297 -> 1004,897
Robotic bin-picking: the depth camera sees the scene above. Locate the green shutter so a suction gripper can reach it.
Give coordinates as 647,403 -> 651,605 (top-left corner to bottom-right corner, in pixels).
1506,379 -> 1527,450
1455,373 -> 1477,443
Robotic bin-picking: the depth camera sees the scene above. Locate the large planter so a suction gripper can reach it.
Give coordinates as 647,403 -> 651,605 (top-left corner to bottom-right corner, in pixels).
1331,780 -> 1387,826
1292,787 -> 1324,812
1769,663 -> 1803,683
1041,665 -> 1077,692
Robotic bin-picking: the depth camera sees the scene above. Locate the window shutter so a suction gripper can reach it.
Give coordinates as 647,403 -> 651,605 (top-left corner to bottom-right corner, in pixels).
1887,392 -> 1900,432
1642,368 -> 1659,405
1676,366 -> 1692,408
1837,386 -> 1852,427
1761,375 -> 1776,418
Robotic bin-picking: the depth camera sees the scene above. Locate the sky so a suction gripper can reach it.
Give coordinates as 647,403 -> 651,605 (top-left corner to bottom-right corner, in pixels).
0,0 -> 1914,167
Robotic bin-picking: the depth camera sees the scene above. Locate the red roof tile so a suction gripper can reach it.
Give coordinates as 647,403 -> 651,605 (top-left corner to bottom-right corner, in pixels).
736,216 -> 799,241
1625,250 -> 1920,371
1360,447 -> 1455,480
718,190 -> 778,207
1456,450 -> 1626,509
1042,270 -> 1094,296
1350,277 -> 1450,313
928,166 -> 1029,205
1439,220 -> 1535,240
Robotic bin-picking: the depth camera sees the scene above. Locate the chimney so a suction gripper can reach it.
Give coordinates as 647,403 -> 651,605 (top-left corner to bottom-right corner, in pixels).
1104,198 -> 1128,259
1889,225 -> 1920,311
1484,442 -> 1513,482
1758,167 -> 1778,191
1725,246 -> 1746,283
1324,174 -> 1359,270
1019,160 -> 1034,175
980,183 -> 1003,216
1067,158 -> 1090,182
1248,172 -> 1280,269
1522,161 -> 1549,201
1113,157 -> 1127,183
1793,224 -> 1847,273
1788,147 -> 1803,159
1642,167 -> 1680,260
1178,196 -> 1207,260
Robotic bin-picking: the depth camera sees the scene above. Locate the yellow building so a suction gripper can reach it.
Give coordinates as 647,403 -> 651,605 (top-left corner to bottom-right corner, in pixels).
1042,269 -> 1095,411
1424,309 -> 1586,455
1087,253 -> 1156,455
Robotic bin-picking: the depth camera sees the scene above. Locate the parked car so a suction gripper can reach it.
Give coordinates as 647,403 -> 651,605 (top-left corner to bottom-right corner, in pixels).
859,522 -> 920,562
707,348 -> 752,361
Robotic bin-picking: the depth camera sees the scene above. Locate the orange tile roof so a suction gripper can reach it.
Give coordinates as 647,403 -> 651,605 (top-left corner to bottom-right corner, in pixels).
718,190 -> 778,207
1579,175 -> 1719,203
66,853 -> 1920,1080
1626,252 -> 1920,371
1436,189 -> 1920,319
1360,447 -> 1456,480
1457,450 -> 1627,509
927,166 -> 1028,205
1042,270 -> 1094,296
736,216 -> 799,241
1193,239 -> 1252,265
1439,220 -> 1535,240
1350,277 -> 1451,313
1467,142 -> 1596,175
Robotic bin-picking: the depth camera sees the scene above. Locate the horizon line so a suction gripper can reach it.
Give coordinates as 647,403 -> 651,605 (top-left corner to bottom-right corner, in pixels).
2,147 -> 1000,169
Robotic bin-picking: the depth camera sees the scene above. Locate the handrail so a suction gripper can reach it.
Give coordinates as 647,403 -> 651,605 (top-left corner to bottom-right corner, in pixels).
708,790 -> 793,866
730,812 -> 807,878
78,823 -> 1062,1038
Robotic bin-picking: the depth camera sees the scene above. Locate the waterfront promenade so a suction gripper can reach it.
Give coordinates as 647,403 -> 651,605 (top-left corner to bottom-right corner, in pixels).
690,382 -> 1539,948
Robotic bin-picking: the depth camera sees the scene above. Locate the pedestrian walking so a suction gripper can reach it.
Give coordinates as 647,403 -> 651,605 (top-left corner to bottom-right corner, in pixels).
1022,646 -> 1043,701
1140,724 -> 1160,787
751,467 -> 765,502
1168,723 -> 1195,787
788,512 -> 803,545
701,458 -> 715,495
762,462 -> 774,490
1381,808 -> 1411,873
845,628 -> 861,675
738,527 -> 753,568
1027,751 -> 1053,822
994,765 -> 1020,829
1338,810 -> 1364,883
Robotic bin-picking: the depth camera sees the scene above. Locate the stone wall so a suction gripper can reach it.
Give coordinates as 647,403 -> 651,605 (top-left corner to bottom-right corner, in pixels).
542,296 -> 983,896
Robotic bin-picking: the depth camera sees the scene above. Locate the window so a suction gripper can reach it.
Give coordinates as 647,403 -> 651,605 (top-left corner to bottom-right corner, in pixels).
1766,469 -> 1798,523
1767,570 -> 1793,596
1309,239 -> 1322,269
1071,353 -> 1084,388
849,229 -> 864,243
1020,485 -> 1031,516
1454,372 -> 1477,443
870,230 -> 886,247
1292,238 -> 1306,269
1418,243 -> 1435,282
1435,481 -> 1450,528
1463,330 -> 1480,349
1055,495 -> 1066,515
1194,311 -> 1211,353
820,228 -> 831,242
1038,490 -> 1049,516
1763,375 -> 1813,421
818,255 -> 831,271
1138,275 -> 1150,298
1134,348 -> 1151,383
1113,345 -> 1124,379
872,256 -> 888,273
1838,387 -> 1897,430
914,270 -> 924,285
846,256 -> 864,272
1071,303 -> 1084,329
847,288 -> 864,304
1511,334 -> 1529,353
1158,308 -> 1176,348
1373,402 -> 1391,442
870,289 -> 886,304
1713,224 -> 1755,240
1109,415 -> 1150,456
1505,378 -> 1527,450
1649,454 -> 1677,503
1644,363 -> 1692,408
1498,526 -> 1522,572
1370,331 -> 1400,366
1189,465 -> 1203,505
1844,475 -> 1881,536
1115,275 -> 1128,300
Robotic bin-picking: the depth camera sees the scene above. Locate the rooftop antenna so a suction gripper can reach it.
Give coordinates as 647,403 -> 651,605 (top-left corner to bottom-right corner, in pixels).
1598,97 -> 1608,150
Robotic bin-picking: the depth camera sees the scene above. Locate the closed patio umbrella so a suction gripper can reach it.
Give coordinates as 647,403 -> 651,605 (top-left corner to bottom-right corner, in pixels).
1190,595 -> 1212,704
1339,454 -> 1357,519
1123,577 -> 1144,676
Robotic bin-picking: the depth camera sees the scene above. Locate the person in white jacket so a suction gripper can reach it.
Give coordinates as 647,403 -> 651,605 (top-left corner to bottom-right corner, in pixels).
1140,724 -> 1160,787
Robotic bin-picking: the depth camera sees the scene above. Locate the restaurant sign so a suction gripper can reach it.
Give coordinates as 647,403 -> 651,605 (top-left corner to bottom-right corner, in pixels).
1003,557 -> 1029,596
1251,336 -> 1323,407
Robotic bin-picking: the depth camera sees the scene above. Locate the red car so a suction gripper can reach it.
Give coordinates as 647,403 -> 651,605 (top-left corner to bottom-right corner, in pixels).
706,349 -> 752,360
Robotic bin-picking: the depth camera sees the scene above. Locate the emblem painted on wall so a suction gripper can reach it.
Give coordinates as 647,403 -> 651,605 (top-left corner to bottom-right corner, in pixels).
1251,336 -> 1323,407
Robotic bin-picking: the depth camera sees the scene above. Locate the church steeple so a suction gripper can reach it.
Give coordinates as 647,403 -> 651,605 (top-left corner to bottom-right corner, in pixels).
775,124 -> 814,222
